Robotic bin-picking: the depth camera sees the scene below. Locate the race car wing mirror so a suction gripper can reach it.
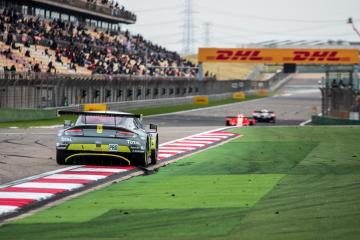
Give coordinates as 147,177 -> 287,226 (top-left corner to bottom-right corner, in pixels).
149,124 -> 157,131
64,120 -> 72,128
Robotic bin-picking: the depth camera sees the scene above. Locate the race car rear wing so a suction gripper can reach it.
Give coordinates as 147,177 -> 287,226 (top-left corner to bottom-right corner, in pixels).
58,110 -> 142,118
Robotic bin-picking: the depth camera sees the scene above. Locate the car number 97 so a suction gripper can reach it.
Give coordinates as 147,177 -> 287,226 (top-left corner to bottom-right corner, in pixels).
109,144 -> 118,152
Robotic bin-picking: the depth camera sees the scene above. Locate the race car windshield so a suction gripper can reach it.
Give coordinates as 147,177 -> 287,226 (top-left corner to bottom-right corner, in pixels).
76,115 -> 136,129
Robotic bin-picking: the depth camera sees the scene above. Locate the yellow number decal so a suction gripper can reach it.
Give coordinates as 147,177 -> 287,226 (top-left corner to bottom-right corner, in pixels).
97,124 -> 103,134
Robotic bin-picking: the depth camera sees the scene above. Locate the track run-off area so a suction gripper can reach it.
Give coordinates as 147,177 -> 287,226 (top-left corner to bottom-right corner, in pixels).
0,73 -> 332,226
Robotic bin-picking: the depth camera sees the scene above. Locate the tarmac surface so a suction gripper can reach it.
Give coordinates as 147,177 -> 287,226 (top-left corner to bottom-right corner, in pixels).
0,73 -> 322,185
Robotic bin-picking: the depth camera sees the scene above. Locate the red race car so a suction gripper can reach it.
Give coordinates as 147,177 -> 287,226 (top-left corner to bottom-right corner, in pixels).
225,114 -> 256,126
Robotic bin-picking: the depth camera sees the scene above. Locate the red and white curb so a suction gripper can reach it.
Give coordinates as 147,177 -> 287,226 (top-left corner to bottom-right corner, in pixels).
158,130 -> 236,160
0,129 -> 237,217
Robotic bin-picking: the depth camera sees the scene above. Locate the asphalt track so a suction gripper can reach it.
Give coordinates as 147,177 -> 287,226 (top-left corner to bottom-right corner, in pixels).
0,73 -> 322,185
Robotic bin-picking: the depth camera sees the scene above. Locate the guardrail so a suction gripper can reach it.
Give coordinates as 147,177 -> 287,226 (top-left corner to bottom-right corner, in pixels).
0,72 -> 291,109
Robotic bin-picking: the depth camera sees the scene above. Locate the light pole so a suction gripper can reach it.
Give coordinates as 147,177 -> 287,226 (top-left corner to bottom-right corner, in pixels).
347,17 -> 360,39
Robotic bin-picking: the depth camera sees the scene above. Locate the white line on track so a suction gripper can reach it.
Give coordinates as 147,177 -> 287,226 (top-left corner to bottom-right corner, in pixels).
158,150 -> 185,154
159,146 -> 197,150
299,119 -> 312,126
177,140 -> 214,144
159,126 -> 233,147
69,168 -> 127,173
0,206 -> 19,215
158,153 -> 175,158
0,166 -> 83,189
0,192 -> 53,200
15,182 -> 83,190
44,174 -> 106,181
167,143 -> 205,147
187,137 -> 222,141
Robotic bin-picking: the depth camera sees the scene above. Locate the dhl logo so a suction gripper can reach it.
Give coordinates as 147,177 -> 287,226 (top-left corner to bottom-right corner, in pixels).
291,51 -> 341,62
214,50 -> 270,61
199,48 -> 359,64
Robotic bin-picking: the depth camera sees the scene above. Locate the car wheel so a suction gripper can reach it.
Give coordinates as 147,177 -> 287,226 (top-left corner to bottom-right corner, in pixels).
56,150 -> 68,165
150,137 -> 158,165
138,138 -> 151,167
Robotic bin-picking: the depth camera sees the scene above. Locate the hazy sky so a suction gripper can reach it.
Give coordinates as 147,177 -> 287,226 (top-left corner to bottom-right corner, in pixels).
120,0 -> 360,54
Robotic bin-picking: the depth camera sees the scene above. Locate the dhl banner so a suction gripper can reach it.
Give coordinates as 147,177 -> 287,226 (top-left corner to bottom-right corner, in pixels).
193,96 -> 209,104
198,48 -> 359,65
256,89 -> 269,97
233,92 -> 246,100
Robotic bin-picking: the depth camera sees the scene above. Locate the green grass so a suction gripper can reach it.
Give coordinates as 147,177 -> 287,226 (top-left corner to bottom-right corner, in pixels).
1,127 -> 359,239
0,96 -> 260,128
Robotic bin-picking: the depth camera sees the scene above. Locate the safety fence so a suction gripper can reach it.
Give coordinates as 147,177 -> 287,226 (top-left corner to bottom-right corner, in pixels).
320,87 -> 360,119
0,72 -> 290,109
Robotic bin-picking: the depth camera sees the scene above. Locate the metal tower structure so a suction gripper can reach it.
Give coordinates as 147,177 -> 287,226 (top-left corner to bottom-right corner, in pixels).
182,0 -> 196,55
347,17 -> 360,39
204,22 -> 212,47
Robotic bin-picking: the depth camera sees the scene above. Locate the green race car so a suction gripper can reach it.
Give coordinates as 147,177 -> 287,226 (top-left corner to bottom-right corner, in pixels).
56,110 -> 158,166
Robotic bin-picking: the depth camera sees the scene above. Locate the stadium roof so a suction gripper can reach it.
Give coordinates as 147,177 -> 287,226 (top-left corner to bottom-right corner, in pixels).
25,0 -> 136,24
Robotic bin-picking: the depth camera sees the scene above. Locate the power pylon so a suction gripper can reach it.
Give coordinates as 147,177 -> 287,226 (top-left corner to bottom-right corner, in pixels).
204,22 -> 212,47
182,0 -> 196,55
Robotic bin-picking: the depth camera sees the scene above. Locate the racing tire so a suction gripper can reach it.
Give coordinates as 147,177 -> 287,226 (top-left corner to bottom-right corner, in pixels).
136,139 -> 151,167
56,150 -> 68,165
150,138 -> 158,165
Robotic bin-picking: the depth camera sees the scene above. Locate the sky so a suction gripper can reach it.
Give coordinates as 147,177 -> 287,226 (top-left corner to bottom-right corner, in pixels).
119,0 -> 360,54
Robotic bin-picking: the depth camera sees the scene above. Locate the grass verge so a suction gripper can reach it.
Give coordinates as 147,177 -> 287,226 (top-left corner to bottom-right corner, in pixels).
1,126 -> 359,239
0,96 -> 261,128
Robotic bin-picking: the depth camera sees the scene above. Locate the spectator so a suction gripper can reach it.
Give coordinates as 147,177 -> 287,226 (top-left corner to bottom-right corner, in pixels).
10,64 -> 16,72
25,50 -> 31,57
0,7 -> 197,77
338,79 -> 345,88
331,79 -> 338,88
33,63 -> 41,72
47,61 -> 56,73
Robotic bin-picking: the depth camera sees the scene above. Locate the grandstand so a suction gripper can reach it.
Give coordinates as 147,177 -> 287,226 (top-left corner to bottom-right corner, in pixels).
0,0 -> 198,77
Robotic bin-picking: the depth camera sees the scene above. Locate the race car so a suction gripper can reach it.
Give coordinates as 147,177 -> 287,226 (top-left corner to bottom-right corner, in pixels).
56,110 -> 158,166
252,109 -> 276,123
225,114 -> 256,126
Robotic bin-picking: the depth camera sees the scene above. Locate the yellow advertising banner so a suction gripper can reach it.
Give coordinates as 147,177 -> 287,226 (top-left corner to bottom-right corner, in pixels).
256,89 -> 269,97
193,96 -> 209,104
84,104 -> 108,111
233,92 -> 246,100
198,48 -> 359,65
